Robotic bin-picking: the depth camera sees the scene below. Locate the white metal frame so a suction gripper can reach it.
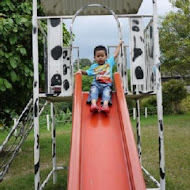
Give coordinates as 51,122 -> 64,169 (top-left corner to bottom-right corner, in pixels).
32,0 -> 165,189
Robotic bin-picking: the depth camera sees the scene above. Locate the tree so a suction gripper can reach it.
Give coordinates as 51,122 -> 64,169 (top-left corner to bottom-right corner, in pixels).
0,0 -> 70,126
159,0 -> 190,77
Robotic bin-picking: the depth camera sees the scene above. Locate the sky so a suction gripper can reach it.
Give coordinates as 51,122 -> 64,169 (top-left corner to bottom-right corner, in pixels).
63,0 -> 176,61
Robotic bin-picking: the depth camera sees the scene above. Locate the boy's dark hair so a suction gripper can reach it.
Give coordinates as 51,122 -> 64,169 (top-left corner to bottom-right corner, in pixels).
94,45 -> 107,56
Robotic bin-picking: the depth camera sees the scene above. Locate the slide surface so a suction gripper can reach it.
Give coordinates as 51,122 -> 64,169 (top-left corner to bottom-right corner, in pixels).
80,93 -> 132,190
67,73 -> 146,190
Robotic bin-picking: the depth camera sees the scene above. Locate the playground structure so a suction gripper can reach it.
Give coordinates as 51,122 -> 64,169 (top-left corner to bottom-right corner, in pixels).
0,0 -> 165,190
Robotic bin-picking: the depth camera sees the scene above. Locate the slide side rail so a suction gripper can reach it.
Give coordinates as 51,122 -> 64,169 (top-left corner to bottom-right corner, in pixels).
114,72 -> 146,190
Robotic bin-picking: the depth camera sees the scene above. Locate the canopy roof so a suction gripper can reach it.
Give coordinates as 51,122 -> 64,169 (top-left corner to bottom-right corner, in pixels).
41,0 -> 143,16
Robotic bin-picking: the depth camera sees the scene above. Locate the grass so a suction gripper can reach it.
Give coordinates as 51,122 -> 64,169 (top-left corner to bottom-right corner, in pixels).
0,123 -> 71,190
0,113 -> 190,190
131,113 -> 190,190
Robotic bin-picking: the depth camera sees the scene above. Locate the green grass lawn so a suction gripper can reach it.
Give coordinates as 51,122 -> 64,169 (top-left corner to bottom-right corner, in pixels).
0,113 -> 190,190
131,113 -> 190,190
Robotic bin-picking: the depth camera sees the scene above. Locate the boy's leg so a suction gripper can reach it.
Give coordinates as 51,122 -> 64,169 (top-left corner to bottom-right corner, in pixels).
103,100 -> 109,107
101,86 -> 112,113
102,85 -> 112,104
89,85 -> 100,112
91,99 -> 97,106
90,85 -> 99,105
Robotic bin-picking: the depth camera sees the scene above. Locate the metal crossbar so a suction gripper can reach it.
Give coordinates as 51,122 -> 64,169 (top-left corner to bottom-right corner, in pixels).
142,166 -> 160,188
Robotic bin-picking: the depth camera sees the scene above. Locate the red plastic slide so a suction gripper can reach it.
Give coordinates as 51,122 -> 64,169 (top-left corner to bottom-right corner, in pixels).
67,72 -> 146,190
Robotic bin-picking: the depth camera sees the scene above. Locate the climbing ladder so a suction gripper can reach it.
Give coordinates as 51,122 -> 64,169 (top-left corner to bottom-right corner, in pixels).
0,98 -> 48,182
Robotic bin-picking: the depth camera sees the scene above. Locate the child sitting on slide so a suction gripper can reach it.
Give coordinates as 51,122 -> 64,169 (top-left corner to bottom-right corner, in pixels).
77,40 -> 123,113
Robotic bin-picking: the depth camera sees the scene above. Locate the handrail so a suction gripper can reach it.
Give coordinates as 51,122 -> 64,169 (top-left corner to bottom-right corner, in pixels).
69,4 -> 125,79
67,73 -> 82,190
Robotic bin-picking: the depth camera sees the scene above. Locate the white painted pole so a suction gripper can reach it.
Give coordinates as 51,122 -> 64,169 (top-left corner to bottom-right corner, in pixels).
46,114 -> 50,131
136,100 -> 142,164
51,103 -> 57,184
13,118 -> 17,136
153,0 -> 165,189
32,0 -> 40,189
145,107 -> 148,118
133,108 -> 136,120
77,47 -> 80,70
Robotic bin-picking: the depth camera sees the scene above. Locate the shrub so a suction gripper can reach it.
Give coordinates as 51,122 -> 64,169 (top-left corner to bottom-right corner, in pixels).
180,94 -> 190,112
162,79 -> 187,114
140,96 -> 157,115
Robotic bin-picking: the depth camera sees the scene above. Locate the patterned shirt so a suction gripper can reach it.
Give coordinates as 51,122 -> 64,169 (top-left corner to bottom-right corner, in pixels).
86,56 -> 115,84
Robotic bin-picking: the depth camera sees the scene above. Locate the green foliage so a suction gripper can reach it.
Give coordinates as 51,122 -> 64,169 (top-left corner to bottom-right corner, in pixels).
162,79 -> 187,114
63,22 -> 71,46
80,65 -> 93,91
140,80 -> 189,115
0,0 -> 70,126
180,94 -> 190,112
55,108 -> 72,125
82,75 -> 93,91
55,102 -> 72,113
140,96 -> 157,115
74,58 -> 92,70
159,0 -> 190,76
74,59 -> 93,91
0,0 -> 35,125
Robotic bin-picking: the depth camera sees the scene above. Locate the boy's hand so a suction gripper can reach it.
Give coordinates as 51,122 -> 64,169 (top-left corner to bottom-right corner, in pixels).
114,40 -> 124,59
75,69 -> 82,75
75,69 -> 87,75
119,40 -> 124,46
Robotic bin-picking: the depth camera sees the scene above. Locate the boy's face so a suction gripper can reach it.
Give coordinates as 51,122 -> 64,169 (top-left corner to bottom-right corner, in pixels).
94,50 -> 107,65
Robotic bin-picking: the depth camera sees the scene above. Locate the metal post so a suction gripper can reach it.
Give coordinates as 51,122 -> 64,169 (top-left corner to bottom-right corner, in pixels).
153,0 -> 165,189
32,0 -> 40,189
145,107 -> 148,118
77,47 -> 80,70
13,118 -> 17,136
51,103 -> 57,184
136,99 -> 142,163
46,115 -> 50,131
124,45 -> 128,93
133,108 -> 136,120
